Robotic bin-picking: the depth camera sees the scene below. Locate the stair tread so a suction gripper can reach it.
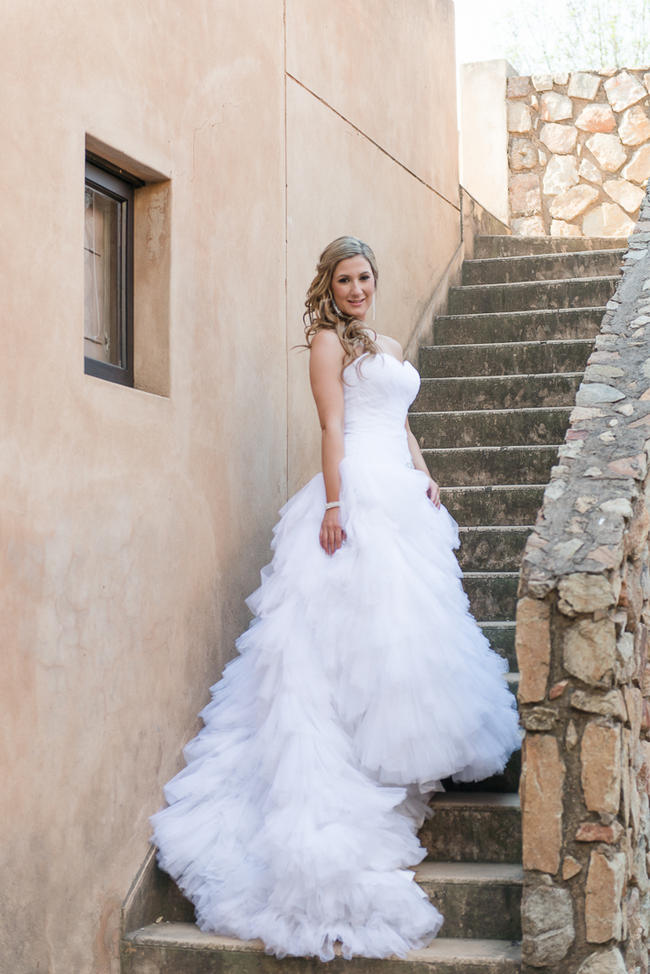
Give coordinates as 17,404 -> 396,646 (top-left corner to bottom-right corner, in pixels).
459,525 -> 533,532
421,371 -> 583,381
417,862 -> 523,883
422,337 -> 594,350
437,304 -> 606,321
125,924 -> 522,963
451,274 -> 619,291
415,404 -> 570,417
427,443 -> 560,454
465,248 -> 625,265
432,791 -> 520,808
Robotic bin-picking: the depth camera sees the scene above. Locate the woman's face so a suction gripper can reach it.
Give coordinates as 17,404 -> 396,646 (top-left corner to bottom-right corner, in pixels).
331,256 -> 375,320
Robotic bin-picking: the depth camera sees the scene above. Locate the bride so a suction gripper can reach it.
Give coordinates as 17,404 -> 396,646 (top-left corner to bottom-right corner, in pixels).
150,236 -> 521,961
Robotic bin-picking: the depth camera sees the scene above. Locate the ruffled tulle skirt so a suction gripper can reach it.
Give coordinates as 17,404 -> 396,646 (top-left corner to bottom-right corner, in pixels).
150,453 -> 521,961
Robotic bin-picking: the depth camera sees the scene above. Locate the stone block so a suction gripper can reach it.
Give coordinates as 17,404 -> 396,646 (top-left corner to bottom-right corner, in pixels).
583,203 -> 635,238
543,154 -> 579,195
507,76 -> 531,98
586,133 -> 628,173
532,74 -> 553,92
551,219 -> 582,237
511,215 -> 546,235
564,617 -> 616,686
557,573 -> 617,616
576,103 -> 617,133
616,630 -> 636,681
619,105 -> 650,146
622,145 -> 650,184
569,72 -> 602,100
521,883 -> 574,965
510,138 -> 538,171
549,184 -> 599,220
604,70 -> 647,112
540,91 -> 573,121
576,821 -> 624,843
516,597 -> 551,702
541,122 -> 578,154
571,688 -> 626,721
579,158 -> 603,184
509,172 -> 541,216
603,178 -> 645,214
585,850 -> 626,942
521,735 -> 565,874
563,855 -> 582,879
508,100 -> 532,133
577,948 -> 626,974
581,720 -> 621,814
554,72 -> 569,86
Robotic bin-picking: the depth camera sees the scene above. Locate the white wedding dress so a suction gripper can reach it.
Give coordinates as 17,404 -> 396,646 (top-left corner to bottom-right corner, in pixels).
150,351 -> 521,961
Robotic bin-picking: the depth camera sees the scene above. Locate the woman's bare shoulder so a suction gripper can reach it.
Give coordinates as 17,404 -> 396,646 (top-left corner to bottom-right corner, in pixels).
309,328 -> 345,369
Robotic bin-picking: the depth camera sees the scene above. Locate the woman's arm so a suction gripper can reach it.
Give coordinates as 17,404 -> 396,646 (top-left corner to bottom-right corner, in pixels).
309,330 -> 347,555
405,417 -> 441,508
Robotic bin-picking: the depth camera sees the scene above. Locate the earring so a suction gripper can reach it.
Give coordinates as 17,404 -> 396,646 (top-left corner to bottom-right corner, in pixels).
331,297 -> 343,317
371,293 -> 376,322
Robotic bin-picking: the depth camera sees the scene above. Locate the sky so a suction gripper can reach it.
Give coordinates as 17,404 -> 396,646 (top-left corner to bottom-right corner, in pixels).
453,0 -> 513,66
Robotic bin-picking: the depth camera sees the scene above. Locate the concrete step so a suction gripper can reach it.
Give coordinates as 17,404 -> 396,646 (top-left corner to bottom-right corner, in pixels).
410,406 -> 571,449
463,248 -> 624,286
448,275 -> 619,315
480,622 -> 516,668
433,307 -> 604,346
414,372 -> 581,411
419,338 -> 593,377
441,484 -> 544,526
425,444 -> 559,488
418,863 -> 522,940
420,792 -> 521,863
122,925 -> 522,973
463,572 -> 518,621
474,234 -> 627,258
458,526 -> 531,572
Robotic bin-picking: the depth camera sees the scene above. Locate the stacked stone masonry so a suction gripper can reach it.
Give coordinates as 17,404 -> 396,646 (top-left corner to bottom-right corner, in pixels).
517,185 -> 650,973
507,68 -> 650,237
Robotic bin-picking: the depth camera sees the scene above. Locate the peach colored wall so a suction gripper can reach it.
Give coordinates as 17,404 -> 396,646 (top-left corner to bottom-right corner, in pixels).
0,2 -> 460,972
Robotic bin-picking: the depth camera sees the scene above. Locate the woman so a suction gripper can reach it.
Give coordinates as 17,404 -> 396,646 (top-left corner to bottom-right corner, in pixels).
150,236 -> 520,962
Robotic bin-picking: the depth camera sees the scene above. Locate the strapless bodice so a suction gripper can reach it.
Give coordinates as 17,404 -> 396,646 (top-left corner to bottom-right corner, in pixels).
342,352 -> 420,466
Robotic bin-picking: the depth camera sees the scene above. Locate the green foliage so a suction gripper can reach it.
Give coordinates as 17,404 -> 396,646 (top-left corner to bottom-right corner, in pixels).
501,0 -> 650,74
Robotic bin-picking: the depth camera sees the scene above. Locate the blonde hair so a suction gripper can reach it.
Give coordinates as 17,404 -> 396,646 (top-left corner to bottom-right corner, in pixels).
303,236 -> 380,373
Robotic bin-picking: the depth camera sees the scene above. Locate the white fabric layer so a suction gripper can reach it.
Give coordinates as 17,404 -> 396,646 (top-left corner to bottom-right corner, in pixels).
151,352 -> 521,961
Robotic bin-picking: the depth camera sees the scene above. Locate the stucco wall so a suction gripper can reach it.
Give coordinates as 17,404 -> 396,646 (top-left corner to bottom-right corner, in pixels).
460,59 -> 517,225
1,2 -> 460,973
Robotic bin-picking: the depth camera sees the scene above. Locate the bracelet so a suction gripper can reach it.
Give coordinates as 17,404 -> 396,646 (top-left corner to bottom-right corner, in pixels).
324,501 -> 340,510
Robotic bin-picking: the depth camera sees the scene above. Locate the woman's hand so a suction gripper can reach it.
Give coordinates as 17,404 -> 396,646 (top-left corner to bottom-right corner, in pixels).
320,507 -> 347,555
427,478 -> 441,509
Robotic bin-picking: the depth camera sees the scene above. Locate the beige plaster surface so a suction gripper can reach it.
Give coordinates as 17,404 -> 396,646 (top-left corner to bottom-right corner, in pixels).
460,60 -> 517,225
1,2 -> 461,972
286,0 -> 459,207
286,76 -> 460,492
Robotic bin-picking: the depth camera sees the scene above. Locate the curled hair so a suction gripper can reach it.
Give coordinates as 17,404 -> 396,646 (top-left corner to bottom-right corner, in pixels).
303,236 -> 380,373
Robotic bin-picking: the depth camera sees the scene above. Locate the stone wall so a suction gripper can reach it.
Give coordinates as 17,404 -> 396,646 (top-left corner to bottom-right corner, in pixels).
516,185 -> 650,973
507,68 -> 650,237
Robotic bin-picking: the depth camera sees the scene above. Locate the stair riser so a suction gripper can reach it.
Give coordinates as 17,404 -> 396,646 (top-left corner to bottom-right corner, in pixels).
462,250 -> 623,285
474,235 -> 627,258
422,881 -> 522,940
464,575 -> 518,621
481,626 -> 516,668
414,374 -> 580,411
441,486 -> 544,526
419,340 -> 592,377
448,277 -> 618,315
122,941 -> 521,974
433,308 -> 604,346
428,446 -> 558,488
458,528 -> 531,573
420,804 -> 522,863
449,750 -> 521,796
411,408 -> 570,449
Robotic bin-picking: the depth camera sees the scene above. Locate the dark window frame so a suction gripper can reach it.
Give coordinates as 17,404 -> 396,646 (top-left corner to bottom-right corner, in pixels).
83,157 -> 142,387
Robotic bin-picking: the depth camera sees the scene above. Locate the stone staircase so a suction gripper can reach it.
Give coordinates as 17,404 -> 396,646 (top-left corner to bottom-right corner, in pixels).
121,234 -> 625,974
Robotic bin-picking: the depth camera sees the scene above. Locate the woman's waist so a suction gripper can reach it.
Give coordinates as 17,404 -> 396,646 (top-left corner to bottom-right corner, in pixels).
343,427 -> 412,463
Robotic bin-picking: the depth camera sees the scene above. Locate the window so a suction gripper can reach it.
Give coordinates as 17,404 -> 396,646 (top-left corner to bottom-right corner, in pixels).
84,157 -> 141,386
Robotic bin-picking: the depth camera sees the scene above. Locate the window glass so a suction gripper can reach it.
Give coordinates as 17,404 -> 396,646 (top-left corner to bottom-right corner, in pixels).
84,184 -> 125,368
